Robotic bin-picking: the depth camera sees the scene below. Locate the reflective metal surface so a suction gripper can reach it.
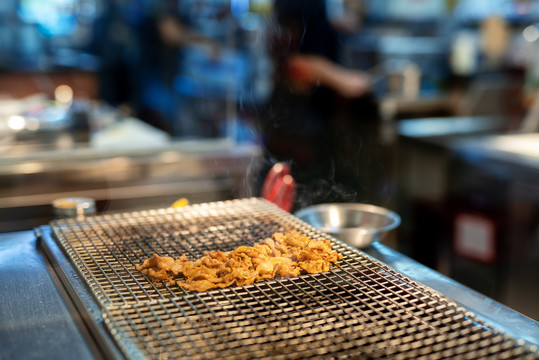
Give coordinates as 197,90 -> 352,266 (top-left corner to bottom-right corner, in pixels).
39,198 -> 538,359
0,212 -> 537,359
450,132 -> 539,168
365,242 -> 539,349
0,231 -> 96,359
295,203 -> 401,248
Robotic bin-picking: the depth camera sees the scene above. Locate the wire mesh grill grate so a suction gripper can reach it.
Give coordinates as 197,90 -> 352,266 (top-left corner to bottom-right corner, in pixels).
49,198 -> 539,359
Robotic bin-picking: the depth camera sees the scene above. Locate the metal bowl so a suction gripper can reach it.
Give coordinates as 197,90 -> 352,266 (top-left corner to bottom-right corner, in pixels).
294,203 -> 401,248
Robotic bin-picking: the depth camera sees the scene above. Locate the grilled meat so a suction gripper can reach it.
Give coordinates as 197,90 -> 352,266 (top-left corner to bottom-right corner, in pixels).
137,230 -> 342,292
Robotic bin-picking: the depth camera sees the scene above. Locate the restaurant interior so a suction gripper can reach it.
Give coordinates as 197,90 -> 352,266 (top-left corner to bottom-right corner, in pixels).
1,0 -> 539,326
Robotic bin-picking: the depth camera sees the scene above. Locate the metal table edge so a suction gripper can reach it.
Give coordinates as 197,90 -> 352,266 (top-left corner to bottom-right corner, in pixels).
35,225 -> 126,360
366,241 -> 539,348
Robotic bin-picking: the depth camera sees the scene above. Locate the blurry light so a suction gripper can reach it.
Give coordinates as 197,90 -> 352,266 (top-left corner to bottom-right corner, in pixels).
160,151 -> 182,163
329,207 -> 339,227
523,25 -> 539,43
491,136 -> 539,158
15,162 -> 44,174
55,84 -> 73,104
450,31 -> 478,76
8,115 -> 26,130
231,0 -> 249,17
282,175 -> 294,185
107,157 -> 131,168
18,0 -> 77,37
55,133 -> 74,149
25,117 -> 40,131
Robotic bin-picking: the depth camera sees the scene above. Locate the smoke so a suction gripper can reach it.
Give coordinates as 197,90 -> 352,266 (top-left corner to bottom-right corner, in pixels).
294,179 -> 359,211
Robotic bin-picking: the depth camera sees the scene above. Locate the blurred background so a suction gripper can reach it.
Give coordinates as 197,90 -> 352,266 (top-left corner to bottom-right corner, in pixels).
0,0 -> 538,320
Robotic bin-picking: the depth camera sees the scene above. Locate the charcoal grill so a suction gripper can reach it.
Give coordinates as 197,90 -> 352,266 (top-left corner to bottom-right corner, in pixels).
39,198 -> 539,359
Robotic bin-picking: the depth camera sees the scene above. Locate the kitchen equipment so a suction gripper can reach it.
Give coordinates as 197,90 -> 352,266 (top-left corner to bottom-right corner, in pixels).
295,203 -> 401,248
38,198 -> 538,359
260,162 -> 296,212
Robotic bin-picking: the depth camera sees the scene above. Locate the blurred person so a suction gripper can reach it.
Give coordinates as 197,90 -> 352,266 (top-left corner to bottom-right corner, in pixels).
90,1 -> 139,112
91,0 -> 220,136
89,0 -> 175,133
134,2 -> 221,136
260,0 -> 384,209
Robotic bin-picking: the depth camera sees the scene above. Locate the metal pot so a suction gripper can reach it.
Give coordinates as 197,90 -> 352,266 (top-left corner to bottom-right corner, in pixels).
295,203 -> 400,248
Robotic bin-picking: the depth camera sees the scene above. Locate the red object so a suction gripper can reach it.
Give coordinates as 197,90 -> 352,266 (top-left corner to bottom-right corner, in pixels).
261,163 -> 296,212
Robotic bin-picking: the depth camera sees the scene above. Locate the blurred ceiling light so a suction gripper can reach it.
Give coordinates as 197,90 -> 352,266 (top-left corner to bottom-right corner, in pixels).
55,84 -> 74,104
523,25 -> 539,43
7,115 -> 26,131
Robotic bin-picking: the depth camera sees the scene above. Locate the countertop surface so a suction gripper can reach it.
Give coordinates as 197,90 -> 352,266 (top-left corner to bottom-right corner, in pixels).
397,116 -> 539,170
1,229 -> 538,359
449,132 -> 539,170
0,230 -> 96,359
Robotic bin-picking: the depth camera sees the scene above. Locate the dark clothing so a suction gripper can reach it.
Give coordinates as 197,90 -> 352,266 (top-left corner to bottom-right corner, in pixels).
265,0 -> 339,171
90,1 -> 183,136
260,0 -> 385,210
273,0 -> 338,61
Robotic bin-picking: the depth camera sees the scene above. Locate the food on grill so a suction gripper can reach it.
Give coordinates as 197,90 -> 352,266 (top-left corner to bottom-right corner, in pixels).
137,230 -> 342,292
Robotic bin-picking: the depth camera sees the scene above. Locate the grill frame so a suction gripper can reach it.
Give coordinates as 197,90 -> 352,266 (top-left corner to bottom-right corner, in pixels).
41,198 -> 539,359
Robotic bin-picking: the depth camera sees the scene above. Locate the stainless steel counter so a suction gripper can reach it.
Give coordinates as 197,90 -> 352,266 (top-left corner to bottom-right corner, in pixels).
0,139 -> 261,233
396,119 -> 539,321
0,230 -> 96,359
1,229 -> 537,359
449,132 -> 539,170
367,242 -> 539,348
